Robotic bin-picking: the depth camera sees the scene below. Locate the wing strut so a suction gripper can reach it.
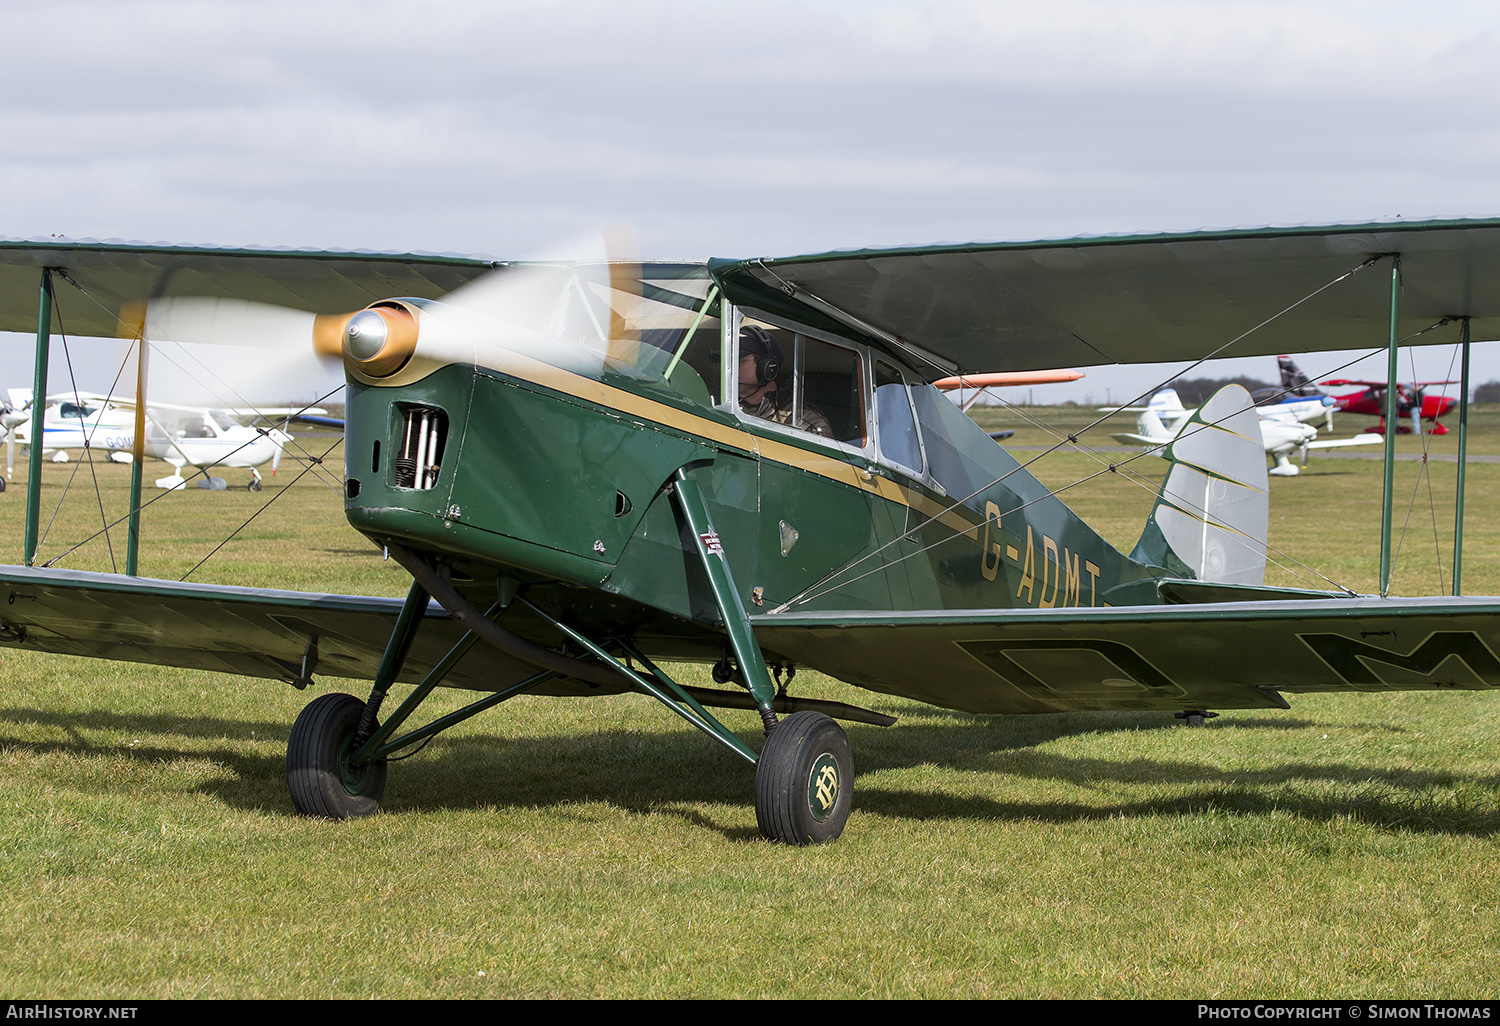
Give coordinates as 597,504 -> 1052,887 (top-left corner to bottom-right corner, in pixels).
1380,257 -> 1401,596
1453,317 -> 1471,596
670,466 -> 781,734
23,269 -> 54,567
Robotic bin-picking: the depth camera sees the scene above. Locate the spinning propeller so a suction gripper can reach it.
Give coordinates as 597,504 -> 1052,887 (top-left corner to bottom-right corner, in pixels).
127,227 -> 647,407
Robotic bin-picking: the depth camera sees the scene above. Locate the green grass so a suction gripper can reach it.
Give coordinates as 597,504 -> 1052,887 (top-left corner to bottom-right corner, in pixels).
2,416 -> 1499,998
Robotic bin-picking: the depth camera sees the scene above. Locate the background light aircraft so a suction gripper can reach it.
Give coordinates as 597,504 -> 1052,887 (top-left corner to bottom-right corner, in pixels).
1108,388 -> 1383,476
7,388 -> 311,491
1320,377 -> 1459,435
1,221 -> 1499,846
1249,356 -> 1338,428
7,389 -> 135,463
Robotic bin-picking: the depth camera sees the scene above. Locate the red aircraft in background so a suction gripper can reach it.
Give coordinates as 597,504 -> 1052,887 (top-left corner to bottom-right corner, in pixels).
1319,378 -> 1458,434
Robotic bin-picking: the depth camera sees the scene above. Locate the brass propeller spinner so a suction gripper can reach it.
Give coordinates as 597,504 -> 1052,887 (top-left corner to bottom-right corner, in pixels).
314,302 -> 420,378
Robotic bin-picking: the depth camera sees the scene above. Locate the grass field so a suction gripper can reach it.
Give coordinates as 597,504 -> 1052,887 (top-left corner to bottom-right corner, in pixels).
2,410 -> 1499,998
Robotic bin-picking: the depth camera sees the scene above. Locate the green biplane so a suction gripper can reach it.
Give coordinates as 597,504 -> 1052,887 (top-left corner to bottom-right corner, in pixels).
2,219 -> 1498,844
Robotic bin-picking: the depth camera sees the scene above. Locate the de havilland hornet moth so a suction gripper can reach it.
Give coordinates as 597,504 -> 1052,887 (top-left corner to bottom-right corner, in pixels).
1,220 -> 1499,844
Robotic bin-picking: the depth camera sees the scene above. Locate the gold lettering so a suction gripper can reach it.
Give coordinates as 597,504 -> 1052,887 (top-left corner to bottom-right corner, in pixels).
1016,526 -> 1035,603
1085,560 -> 1101,606
1065,549 -> 1080,607
981,501 -> 1002,582
1039,535 -> 1059,608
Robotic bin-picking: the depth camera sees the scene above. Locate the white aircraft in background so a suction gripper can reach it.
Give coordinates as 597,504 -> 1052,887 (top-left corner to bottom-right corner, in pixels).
1108,388 -> 1382,477
7,389 -> 317,491
1249,356 -> 1339,428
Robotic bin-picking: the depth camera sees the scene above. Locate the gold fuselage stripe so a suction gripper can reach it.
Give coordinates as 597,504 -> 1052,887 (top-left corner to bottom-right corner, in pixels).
374,352 -> 983,541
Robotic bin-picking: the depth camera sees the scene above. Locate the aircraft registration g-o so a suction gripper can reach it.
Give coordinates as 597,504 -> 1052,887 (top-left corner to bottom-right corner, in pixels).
0,220 -> 1498,844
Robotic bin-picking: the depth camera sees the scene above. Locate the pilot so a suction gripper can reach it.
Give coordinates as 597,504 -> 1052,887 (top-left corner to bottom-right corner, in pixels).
738,325 -> 833,437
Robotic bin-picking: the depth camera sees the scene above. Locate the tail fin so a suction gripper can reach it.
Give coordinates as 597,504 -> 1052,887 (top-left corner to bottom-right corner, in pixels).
1136,408 -> 1169,440
1147,388 -> 1187,415
1131,384 -> 1269,585
1278,356 -> 1319,397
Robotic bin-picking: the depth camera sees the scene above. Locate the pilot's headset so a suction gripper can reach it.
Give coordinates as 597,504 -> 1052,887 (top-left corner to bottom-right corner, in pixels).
740,325 -> 783,385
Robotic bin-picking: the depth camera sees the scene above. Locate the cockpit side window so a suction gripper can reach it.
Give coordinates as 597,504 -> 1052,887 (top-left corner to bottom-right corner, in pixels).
875,361 -> 922,475
910,382 -> 995,499
736,318 -> 865,446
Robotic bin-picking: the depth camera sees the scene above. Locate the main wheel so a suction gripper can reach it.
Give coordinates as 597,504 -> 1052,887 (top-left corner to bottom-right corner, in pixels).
248,479 -> 262,492
287,693 -> 387,819
755,711 -> 853,844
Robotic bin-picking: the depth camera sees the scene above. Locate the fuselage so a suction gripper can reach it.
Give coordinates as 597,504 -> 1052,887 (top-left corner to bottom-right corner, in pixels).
338,264 -> 1171,694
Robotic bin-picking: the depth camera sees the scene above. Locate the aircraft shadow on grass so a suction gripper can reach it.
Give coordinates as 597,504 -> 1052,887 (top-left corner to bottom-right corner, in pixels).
3,706 -> 1494,840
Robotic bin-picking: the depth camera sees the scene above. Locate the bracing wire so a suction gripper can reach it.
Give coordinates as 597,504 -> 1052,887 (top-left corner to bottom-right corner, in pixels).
51,273 -> 345,492
1390,323 -> 1466,593
32,334 -> 140,559
40,385 -> 345,569
774,256 -> 1384,612
180,435 -> 344,581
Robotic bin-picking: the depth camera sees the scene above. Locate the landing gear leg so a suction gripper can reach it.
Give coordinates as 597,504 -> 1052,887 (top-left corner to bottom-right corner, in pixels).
755,711 -> 853,844
248,468 -> 263,492
286,578 -> 428,819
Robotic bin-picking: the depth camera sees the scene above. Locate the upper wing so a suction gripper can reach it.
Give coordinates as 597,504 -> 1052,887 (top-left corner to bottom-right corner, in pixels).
709,218 -> 1500,378
0,237 -> 498,338
0,566 -> 623,697
753,594 -> 1500,715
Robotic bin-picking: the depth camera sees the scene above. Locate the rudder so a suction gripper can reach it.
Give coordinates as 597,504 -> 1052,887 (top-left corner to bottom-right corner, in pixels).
1131,384 -> 1269,585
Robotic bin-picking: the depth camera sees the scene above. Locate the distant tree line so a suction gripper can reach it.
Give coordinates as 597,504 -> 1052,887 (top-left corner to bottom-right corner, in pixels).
1165,376 -> 1272,406
1473,380 -> 1500,403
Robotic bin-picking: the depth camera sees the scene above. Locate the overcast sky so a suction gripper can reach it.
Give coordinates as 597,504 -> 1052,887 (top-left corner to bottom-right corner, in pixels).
5,0 -> 1500,404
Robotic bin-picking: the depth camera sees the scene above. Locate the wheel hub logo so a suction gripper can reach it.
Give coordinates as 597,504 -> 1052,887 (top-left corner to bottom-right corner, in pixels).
808,754 -> 840,821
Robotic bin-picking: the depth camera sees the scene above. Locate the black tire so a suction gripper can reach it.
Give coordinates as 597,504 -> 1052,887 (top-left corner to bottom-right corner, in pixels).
286,693 -> 386,819
755,711 -> 853,844
0,476 -> 7,493
248,479 -> 262,492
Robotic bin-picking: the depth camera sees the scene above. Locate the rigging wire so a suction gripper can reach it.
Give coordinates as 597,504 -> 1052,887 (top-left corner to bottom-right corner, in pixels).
52,273 -> 344,492
180,434 -> 344,581
775,257 -> 1385,612
57,318 -> 117,573
32,294 -> 137,572
1390,324 -> 1465,593
32,335 -> 140,560
40,385 -> 345,569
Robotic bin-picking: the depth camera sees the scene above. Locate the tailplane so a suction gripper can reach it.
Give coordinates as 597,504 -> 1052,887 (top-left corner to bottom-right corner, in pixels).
1131,384 -> 1269,585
